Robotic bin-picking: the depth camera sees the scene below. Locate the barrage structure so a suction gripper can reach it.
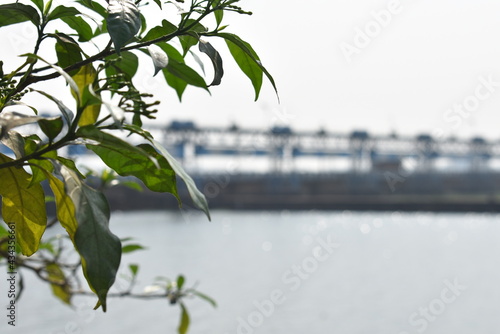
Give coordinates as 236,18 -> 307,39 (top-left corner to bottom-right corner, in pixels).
148,121 -> 499,174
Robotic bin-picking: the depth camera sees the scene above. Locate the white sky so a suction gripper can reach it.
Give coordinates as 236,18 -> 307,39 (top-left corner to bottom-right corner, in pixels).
3,0 -> 500,139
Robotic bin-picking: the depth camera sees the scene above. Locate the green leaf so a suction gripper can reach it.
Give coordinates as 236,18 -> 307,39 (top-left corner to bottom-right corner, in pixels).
150,139 -> 210,220
0,3 -> 41,28
57,156 -> 85,179
198,40 -> 224,86
23,134 -> 49,184
178,19 -> 206,56
142,19 -> 177,42
218,33 -> 278,101
47,5 -> 81,21
105,51 -> 139,81
155,44 -> 185,99
158,43 -> 207,90
178,34 -> 199,57
139,12 -> 147,35
77,125 -> 152,158
23,134 -> 41,155
165,59 -> 207,88
54,33 -> 83,74
129,263 -> 139,276
176,275 -> 185,289
214,9 -> 223,26
211,0 -> 223,26
179,19 -> 207,57
27,148 -> 56,187
184,19 -> 207,34
38,116 -> 63,141
153,0 -> 162,9
136,143 -> 179,193
75,186 -> 119,312
106,0 -> 141,53
147,45 -> 169,76
157,43 -> 183,63
164,71 -> 187,101
30,0 -> 44,13
0,222 -> 8,238
191,290 -> 217,308
78,126 -> 179,197
122,123 -> 152,137
46,263 -> 72,305
61,16 -> 94,42
57,164 -> 121,312
223,36 -> 263,100
122,244 -> 145,253
178,303 -> 190,334
43,0 -> 53,16
119,180 -> 143,192
76,0 -> 107,18
0,153 -> 47,256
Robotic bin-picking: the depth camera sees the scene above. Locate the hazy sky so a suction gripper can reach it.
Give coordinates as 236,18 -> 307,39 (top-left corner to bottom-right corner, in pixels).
3,0 -> 500,139
164,0 -> 500,140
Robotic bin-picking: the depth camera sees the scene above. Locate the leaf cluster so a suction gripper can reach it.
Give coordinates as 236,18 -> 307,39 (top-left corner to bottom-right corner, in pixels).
0,0 -> 276,331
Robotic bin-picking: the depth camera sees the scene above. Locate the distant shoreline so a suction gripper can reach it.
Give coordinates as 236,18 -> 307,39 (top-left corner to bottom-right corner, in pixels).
97,172 -> 500,213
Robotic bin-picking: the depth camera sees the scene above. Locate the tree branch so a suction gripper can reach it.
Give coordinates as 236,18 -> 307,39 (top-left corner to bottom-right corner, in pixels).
14,8 -> 216,94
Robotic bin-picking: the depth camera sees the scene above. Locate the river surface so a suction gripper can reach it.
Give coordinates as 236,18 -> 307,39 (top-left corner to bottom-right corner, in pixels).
3,210 -> 500,333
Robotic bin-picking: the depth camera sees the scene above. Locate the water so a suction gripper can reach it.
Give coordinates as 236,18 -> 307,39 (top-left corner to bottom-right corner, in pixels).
3,210 -> 500,333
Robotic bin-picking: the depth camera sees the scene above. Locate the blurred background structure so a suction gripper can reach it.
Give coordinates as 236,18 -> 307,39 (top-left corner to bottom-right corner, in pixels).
75,120 -> 500,213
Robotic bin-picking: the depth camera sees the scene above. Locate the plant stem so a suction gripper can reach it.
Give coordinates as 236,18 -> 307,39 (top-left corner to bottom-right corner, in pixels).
0,133 -> 74,169
12,6 -> 217,94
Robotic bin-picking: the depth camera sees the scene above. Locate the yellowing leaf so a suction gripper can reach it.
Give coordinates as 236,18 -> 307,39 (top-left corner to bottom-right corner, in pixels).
178,303 -> 190,334
46,263 -> 72,305
0,153 -> 47,256
71,64 -> 101,126
45,172 -> 78,241
79,101 -> 101,126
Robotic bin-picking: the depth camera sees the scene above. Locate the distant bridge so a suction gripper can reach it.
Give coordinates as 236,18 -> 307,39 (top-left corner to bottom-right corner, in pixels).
142,121 -> 500,173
